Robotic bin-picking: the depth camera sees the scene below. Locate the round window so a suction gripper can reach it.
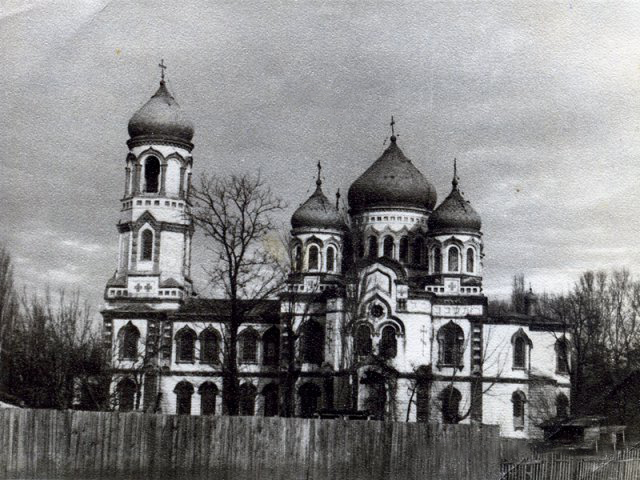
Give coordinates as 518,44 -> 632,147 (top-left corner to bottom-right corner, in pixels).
371,304 -> 384,318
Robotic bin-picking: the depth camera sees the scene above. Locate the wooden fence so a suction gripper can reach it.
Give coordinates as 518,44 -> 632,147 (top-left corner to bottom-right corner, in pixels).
501,449 -> 640,480
0,408 -> 501,479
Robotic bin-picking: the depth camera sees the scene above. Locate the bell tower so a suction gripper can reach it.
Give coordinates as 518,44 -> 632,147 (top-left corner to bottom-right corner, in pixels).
104,64 -> 195,309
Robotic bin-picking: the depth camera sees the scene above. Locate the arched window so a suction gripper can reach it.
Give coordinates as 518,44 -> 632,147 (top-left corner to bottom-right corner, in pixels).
439,387 -> 461,424
437,322 -> 464,368
556,338 -> 569,374
119,323 -> 140,360
300,321 -> 324,364
144,156 -> 160,193
556,393 -> 569,418
175,327 -> 196,363
466,248 -> 475,273
399,236 -> 409,263
298,382 -> 321,418
362,370 -> 386,420
174,381 -> 194,415
416,374 -> 430,423
239,383 -> 257,416
262,327 -> 280,366
293,245 -> 302,272
511,329 -> 531,370
412,237 -> 424,265
117,378 -> 136,411
199,382 -> 218,415
383,236 -> 394,258
512,391 -> 526,430
326,246 -> 336,272
354,323 -> 373,357
200,329 -> 219,364
262,383 -> 279,417
433,247 -> 442,273
368,235 -> 378,258
448,246 -> 460,272
239,329 -> 259,363
379,325 -> 397,359
141,229 -> 154,261
513,337 -> 526,369
308,245 -> 320,271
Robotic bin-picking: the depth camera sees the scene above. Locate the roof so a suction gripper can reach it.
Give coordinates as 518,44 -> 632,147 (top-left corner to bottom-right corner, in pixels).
128,80 -> 194,149
428,174 -> 481,234
348,137 -> 437,214
173,298 -> 280,322
106,273 -> 126,287
160,277 -> 182,288
483,312 -> 566,329
291,181 -> 346,231
540,416 -> 607,429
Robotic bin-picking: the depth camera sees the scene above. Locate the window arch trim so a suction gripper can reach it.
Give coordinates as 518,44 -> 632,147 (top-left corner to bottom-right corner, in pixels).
437,321 -> 464,370
175,326 -> 197,363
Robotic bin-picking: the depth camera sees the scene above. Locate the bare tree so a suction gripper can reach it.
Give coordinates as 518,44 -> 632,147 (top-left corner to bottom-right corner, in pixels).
511,273 -> 526,314
0,247 -> 18,386
3,289 -> 105,409
189,173 -> 285,415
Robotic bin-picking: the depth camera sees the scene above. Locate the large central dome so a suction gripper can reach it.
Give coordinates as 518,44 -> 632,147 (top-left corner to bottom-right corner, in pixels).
348,137 -> 437,214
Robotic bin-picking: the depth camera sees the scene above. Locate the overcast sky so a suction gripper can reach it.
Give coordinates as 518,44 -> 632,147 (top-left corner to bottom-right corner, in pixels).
2,0 -> 640,312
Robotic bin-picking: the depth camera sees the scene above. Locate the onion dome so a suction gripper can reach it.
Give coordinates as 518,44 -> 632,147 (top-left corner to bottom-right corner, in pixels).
128,79 -> 194,149
291,164 -> 346,231
348,136 -> 437,214
428,162 -> 481,233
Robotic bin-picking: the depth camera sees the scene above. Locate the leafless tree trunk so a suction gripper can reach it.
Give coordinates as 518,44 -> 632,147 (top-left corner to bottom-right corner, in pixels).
189,173 -> 285,415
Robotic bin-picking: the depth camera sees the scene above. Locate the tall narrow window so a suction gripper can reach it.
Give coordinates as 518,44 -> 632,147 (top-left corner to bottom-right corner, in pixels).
513,336 -> 526,369
448,246 -> 460,272
326,246 -> 336,272
239,383 -> 256,415
556,393 -> 569,418
298,383 -> 321,418
556,339 -> 569,374
200,329 -> 219,364
199,382 -> 218,415
466,248 -> 475,273
262,383 -> 279,417
354,323 -> 373,356
144,156 -> 160,193
117,378 -> 136,411
512,391 -> 526,430
383,236 -> 394,258
399,236 -> 409,263
433,248 -> 442,273
119,323 -> 140,360
308,245 -> 320,271
239,330 -> 258,363
412,238 -> 424,265
368,235 -> 378,258
293,245 -> 302,272
141,229 -> 154,261
174,381 -> 194,415
438,322 -> 464,368
440,387 -> 461,424
262,327 -> 280,366
300,321 -> 324,364
176,327 -> 196,363
416,375 -> 430,422
379,325 -> 397,359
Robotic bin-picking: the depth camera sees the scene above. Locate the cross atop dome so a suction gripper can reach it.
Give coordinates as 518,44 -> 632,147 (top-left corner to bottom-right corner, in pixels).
390,115 -> 397,142
159,59 -> 167,82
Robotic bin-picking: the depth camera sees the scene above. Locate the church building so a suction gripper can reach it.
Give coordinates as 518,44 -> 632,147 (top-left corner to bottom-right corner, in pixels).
102,74 -> 570,439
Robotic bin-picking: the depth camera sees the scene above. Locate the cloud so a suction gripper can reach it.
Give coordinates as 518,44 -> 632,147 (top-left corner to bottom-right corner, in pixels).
2,1 -> 640,307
